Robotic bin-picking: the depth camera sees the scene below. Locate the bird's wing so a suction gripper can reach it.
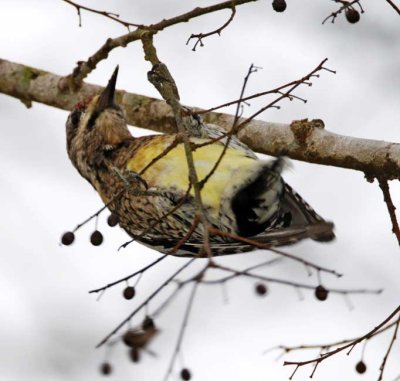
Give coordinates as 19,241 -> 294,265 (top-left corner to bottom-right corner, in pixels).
281,183 -> 335,242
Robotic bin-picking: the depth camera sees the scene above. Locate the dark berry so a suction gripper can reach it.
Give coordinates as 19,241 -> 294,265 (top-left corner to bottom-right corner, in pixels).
90,230 -> 103,246
61,231 -> 75,246
129,347 -> 140,363
142,316 -> 155,331
107,213 -> 119,227
315,285 -> 329,301
180,368 -> 191,381
100,362 -> 112,375
345,8 -> 360,24
355,361 -> 367,374
272,0 -> 286,12
255,283 -> 268,296
123,286 -> 135,300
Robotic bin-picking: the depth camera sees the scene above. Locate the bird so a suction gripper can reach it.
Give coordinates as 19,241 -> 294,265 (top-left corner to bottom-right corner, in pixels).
65,67 -> 334,256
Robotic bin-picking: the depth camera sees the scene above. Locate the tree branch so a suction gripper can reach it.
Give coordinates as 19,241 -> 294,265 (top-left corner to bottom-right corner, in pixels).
385,0 -> 400,15
62,0 -> 142,30
186,4 -> 236,51
1,58 -> 400,179
61,0 -> 258,89
283,306 -> 400,379
377,177 -> 400,245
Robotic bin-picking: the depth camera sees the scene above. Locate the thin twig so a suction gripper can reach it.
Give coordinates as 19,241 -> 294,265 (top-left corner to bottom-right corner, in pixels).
232,59 -> 334,136
186,4 -> 236,51
193,68 -> 312,116
163,282 -> 199,381
385,0 -> 400,15
268,318 -> 400,355
62,0 -> 142,29
200,257 -> 282,283
151,283 -> 186,318
322,0 -> 363,24
88,254 -> 168,294
377,177 -> 400,245
283,305 -> 400,372
193,58 -> 333,152
72,204 -> 108,233
197,64 -> 259,189
378,312 -> 400,381
62,0 -> 258,88
208,227 -> 342,278
204,262 -> 381,296
153,259 -> 280,316
96,258 -> 196,348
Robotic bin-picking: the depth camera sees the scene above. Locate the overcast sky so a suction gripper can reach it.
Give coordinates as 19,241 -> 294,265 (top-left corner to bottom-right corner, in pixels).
1,1 -> 400,381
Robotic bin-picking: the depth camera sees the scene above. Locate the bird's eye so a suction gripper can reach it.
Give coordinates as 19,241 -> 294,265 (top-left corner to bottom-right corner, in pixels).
70,110 -> 82,128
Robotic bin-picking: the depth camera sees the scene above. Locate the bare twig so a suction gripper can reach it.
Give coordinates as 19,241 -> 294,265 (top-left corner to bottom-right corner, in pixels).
208,227 -> 342,278
232,59 -> 334,135
68,188 -> 131,234
268,318 -> 400,355
204,261 -> 382,296
378,312 -> 400,381
71,204 -> 108,233
186,4 -> 236,51
283,305 -> 400,377
377,177 -> 400,245
193,65 -> 316,116
96,258 -> 196,348
152,258 -> 281,317
201,257 -> 282,284
385,0 -> 400,15
88,254 -> 168,294
163,282 -> 199,381
62,0 -> 142,30
198,63 -> 260,189
151,283 -> 186,318
61,0 -> 257,89
192,58 -> 334,159
323,0 -> 364,24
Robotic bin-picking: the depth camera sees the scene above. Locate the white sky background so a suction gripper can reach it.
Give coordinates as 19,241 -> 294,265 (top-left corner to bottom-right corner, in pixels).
1,1 -> 400,380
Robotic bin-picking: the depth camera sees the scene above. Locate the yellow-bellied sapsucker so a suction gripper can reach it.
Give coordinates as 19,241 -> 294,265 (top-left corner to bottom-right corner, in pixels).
66,67 -> 334,256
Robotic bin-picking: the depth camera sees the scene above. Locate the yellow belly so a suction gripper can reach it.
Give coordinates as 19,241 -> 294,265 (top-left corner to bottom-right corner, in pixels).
127,136 -> 256,217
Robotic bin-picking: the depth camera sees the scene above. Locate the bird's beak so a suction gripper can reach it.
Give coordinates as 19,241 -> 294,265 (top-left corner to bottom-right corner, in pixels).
96,66 -> 119,113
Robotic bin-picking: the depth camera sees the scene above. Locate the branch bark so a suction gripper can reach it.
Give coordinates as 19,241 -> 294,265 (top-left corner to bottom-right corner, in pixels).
1,58 -> 400,179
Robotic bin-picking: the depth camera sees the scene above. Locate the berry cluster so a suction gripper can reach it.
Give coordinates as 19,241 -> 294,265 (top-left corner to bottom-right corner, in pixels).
61,213 -> 119,247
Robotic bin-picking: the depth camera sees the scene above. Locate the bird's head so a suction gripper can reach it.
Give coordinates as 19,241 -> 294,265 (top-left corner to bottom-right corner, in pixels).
66,66 -> 132,178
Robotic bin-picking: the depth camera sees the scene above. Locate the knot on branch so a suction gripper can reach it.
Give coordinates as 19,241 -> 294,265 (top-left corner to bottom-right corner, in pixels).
290,118 -> 324,146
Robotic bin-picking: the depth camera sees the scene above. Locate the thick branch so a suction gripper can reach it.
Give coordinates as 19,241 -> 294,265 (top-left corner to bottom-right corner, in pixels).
1,58 -> 400,179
